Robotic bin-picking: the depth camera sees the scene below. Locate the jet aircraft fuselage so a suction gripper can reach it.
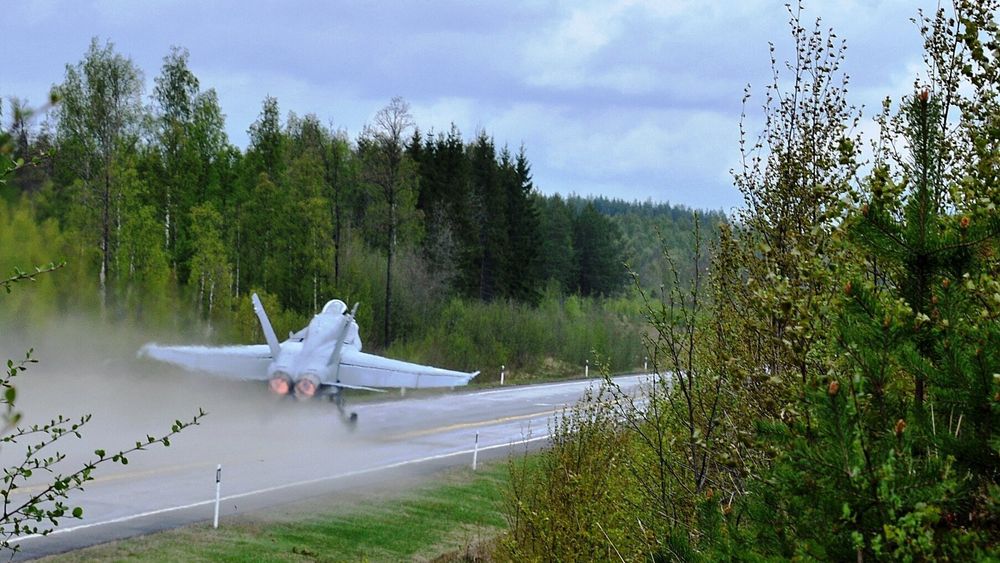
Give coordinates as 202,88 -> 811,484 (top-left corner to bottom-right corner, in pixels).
140,294 -> 479,424
267,299 -> 361,399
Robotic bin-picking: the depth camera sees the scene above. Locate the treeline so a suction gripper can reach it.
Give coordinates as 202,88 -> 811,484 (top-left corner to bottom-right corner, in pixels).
590,195 -> 724,292
501,1 -> 1000,559
1,38 -> 714,375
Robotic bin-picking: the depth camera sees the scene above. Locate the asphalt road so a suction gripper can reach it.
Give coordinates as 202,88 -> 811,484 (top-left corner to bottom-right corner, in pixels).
8,373 -> 649,560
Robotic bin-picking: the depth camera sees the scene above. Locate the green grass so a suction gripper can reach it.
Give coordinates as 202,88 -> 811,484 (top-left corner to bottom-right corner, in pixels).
41,463 -> 509,562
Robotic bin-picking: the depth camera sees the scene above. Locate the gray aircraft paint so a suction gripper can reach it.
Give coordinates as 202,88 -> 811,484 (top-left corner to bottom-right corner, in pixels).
140,293 -> 479,408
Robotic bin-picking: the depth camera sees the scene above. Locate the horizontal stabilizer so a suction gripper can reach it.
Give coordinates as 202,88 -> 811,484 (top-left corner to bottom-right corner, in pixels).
139,344 -> 272,381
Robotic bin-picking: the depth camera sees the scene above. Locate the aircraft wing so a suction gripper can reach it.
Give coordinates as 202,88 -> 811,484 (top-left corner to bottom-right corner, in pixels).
337,350 -> 478,389
139,344 -> 272,381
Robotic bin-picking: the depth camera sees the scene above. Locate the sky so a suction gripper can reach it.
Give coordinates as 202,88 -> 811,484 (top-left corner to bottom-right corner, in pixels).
2,0 -> 937,212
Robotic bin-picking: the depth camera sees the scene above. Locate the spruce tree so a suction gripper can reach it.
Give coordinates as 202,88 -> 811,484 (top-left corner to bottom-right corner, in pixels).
536,193 -> 577,293
573,202 -> 625,296
502,147 -> 542,304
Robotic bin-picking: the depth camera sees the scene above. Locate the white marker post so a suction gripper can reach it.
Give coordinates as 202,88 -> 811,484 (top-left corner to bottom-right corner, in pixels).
500,365 -> 505,386
472,431 -> 480,471
644,356 -> 648,373
585,359 -> 589,379
213,465 -> 222,529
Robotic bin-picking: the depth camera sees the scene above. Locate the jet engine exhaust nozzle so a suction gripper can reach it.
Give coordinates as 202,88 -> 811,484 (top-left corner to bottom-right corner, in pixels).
294,374 -> 320,400
268,373 -> 293,395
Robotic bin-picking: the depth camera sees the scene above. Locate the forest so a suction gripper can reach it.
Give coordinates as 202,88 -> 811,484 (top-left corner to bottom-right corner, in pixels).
0,40 -> 721,380
500,1 -> 1000,559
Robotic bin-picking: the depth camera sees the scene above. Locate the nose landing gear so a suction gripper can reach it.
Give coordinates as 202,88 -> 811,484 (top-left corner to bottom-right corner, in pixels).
330,391 -> 358,429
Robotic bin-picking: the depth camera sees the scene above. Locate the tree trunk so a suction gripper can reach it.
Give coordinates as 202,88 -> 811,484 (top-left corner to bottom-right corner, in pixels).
384,201 -> 395,346
198,272 -> 205,318
334,188 -> 341,286
165,185 -> 171,251
101,169 -> 111,314
234,215 -> 241,297
207,278 -> 215,332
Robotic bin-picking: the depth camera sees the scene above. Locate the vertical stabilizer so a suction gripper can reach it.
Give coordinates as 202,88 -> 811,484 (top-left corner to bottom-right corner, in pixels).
252,293 -> 282,358
328,302 -> 360,379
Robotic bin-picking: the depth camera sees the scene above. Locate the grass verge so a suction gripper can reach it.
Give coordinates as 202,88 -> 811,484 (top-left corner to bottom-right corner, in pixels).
39,463 -> 510,562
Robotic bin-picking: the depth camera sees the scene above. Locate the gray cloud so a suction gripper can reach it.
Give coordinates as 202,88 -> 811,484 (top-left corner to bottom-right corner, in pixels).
2,0 -> 937,210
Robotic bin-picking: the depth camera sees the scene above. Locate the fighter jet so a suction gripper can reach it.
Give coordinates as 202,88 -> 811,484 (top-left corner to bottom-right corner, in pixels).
140,293 -> 479,424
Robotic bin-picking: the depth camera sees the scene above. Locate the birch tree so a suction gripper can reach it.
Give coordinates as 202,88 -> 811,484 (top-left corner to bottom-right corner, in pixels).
359,97 -> 419,346
54,38 -> 144,312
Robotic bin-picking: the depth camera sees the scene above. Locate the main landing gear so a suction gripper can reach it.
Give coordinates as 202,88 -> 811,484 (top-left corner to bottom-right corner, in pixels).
329,391 -> 358,429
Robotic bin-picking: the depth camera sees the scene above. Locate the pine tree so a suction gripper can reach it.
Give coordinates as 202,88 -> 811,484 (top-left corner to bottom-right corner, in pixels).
852,89 -> 1000,520
746,90 -> 1000,561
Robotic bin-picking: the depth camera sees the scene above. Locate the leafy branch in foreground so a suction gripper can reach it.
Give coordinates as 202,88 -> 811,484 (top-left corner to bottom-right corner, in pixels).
0,400 -> 205,548
0,277 -> 206,554
0,344 -> 206,553
1,263 -> 65,295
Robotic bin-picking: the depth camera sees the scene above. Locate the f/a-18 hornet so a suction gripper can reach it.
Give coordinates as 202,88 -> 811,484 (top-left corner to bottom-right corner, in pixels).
140,294 -> 479,425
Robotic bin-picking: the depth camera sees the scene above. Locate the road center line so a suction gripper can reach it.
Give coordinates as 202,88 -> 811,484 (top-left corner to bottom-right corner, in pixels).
386,408 -> 562,440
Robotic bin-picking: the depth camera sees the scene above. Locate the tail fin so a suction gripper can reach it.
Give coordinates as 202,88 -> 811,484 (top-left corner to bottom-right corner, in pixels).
252,292 -> 281,358
328,302 -> 360,376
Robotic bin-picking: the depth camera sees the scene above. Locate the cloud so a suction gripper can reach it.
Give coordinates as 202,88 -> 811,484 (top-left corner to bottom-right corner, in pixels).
2,0 -> 943,211
477,102 -> 740,209
520,0 -> 695,95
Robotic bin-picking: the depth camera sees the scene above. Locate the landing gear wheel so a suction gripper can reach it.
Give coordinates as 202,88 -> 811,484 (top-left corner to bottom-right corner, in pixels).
331,391 -> 358,429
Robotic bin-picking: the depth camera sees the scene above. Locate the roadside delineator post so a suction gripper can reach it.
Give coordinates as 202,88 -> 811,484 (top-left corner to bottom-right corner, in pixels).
472,431 -> 480,471
644,356 -> 648,373
213,464 -> 222,529
585,359 -> 589,379
500,365 -> 505,386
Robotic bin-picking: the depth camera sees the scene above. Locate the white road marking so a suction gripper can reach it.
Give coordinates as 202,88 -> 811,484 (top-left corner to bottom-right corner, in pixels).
10,434 -> 550,544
